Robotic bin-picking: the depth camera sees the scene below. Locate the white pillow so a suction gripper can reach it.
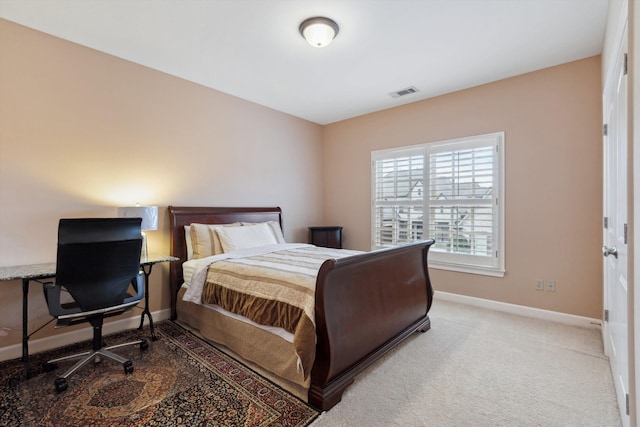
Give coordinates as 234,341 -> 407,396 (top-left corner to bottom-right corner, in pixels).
217,222 -> 278,253
241,221 -> 286,244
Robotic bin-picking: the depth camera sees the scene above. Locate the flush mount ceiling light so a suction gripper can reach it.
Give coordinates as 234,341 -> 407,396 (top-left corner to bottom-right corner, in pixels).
299,17 -> 339,48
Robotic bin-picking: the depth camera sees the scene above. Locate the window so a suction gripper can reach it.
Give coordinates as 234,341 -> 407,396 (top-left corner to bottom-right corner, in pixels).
372,132 -> 504,277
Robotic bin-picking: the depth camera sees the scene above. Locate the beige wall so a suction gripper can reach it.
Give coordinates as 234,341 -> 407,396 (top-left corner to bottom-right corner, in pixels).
0,19 -> 324,346
0,16 -> 604,351
323,56 -> 603,318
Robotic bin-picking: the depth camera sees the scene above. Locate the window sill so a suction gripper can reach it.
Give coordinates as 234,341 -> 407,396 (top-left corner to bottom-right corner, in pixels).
428,261 -> 505,278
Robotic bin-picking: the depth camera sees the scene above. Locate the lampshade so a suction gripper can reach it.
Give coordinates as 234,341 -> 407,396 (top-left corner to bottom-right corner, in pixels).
117,206 -> 158,231
299,17 -> 339,48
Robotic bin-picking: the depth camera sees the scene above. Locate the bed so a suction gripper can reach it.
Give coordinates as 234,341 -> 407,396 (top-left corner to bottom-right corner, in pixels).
168,206 -> 435,410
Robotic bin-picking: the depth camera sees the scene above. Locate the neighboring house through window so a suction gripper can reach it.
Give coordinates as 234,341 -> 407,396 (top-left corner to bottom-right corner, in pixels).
371,132 -> 505,277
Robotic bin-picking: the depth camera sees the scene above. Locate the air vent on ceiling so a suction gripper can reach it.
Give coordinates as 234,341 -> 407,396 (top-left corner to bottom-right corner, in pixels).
389,86 -> 419,98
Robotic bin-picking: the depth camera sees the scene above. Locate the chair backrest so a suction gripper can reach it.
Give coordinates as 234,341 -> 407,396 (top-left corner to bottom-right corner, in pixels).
56,218 -> 142,311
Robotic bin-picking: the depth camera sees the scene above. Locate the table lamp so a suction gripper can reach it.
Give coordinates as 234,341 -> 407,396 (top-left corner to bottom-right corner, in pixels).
117,205 -> 158,259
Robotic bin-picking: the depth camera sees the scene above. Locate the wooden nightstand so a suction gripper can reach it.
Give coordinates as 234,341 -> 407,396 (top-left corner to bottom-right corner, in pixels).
309,226 -> 343,249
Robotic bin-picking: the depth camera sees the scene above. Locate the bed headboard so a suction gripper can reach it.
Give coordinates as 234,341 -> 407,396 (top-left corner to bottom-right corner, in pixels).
167,206 -> 283,319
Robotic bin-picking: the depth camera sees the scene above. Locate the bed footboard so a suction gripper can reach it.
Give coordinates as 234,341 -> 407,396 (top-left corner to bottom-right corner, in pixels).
309,239 -> 435,410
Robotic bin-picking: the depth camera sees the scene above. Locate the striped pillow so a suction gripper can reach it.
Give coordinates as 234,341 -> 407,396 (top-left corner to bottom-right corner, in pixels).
189,222 -> 241,258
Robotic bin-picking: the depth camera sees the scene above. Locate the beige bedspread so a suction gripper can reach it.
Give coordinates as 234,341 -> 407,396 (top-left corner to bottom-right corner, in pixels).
200,246 -> 360,378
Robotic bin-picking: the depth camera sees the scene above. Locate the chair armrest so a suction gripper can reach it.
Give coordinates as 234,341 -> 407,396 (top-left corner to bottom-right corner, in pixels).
45,273 -> 143,319
43,282 -> 82,317
43,281 -> 59,307
123,272 -> 144,305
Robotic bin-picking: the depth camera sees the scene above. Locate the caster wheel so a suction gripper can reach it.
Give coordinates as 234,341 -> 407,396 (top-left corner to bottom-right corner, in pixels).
42,362 -> 57,373
140,339 -> 149,351
54,377 -> 67,393
124,361 -> 134,374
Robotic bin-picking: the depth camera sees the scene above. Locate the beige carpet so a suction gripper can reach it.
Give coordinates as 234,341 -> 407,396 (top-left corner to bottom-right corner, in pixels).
311,299 -> 621,427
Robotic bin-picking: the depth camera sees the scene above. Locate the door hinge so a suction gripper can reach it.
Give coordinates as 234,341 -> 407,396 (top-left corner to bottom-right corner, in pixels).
604,309 -> 609,322
603,124 -> 608,136
604,217 -> 608,229
624,224 -> 628,244
626,393 -> 630,415
624,53 -> 628,76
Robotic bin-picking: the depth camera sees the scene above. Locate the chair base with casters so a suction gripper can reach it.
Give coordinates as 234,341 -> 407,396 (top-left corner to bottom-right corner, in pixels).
43,315 -> 149,393
43,269 -> 148,393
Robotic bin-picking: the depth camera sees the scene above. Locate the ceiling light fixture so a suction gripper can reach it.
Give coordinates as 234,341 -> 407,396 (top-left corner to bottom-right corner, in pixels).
299,17 -> 339,48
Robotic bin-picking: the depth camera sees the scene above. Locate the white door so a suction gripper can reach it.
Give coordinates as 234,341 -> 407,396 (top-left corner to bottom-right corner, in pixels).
603,26 -> 629,427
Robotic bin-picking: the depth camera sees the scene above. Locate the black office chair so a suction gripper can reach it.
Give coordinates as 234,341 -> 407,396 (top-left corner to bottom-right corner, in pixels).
43,218 -> 149,393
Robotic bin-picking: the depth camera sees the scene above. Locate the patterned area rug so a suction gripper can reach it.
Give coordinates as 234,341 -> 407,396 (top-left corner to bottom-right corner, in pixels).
0,321 -> 319,426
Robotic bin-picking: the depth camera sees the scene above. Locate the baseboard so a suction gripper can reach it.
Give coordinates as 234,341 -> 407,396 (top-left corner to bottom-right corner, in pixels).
434,291 -> 602,329
0,308 -> 172,363
4,295 -> 600,363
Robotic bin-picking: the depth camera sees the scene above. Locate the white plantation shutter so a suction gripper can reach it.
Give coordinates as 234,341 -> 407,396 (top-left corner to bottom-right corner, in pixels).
372,132 -> 504,277
372,148 -> 425,247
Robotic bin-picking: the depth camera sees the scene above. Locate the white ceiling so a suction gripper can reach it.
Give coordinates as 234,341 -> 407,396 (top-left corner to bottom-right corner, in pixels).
0,0 -> 609,125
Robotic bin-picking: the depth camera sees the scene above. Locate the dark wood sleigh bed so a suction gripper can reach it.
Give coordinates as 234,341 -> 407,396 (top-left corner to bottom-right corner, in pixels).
168,206 -> 435,410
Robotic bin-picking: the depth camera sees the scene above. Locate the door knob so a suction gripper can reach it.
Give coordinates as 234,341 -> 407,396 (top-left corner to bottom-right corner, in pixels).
603,246 -> 618,258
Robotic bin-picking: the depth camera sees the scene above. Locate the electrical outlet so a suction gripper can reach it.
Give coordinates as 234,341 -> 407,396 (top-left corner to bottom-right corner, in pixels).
546,280 -> 556,292
535,279 -> 544,291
